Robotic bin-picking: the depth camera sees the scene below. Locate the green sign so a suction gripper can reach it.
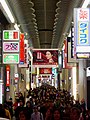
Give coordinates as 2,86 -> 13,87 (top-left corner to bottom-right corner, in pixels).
4,32 -> 9,39
3,30 -> 19,40
3,54 -> 19,64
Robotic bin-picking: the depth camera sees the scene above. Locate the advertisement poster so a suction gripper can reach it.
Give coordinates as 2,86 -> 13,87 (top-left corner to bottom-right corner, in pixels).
33,49 -> 58,66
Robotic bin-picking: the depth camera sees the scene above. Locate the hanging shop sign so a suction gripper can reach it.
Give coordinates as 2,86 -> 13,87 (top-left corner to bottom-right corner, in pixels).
39,68 -> 52,74
74,8 -> 90,58
3,54 -> 19,64
6,65 -> 10,86
3,42 -> 19,52
3,30 -> 19,40
20,33 -> 24,64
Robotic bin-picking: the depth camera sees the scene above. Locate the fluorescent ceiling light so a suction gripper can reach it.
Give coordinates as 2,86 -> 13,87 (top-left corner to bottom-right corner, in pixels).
14,23 -> 20,30
68,30 -> 71,37
82,0 -> 90,8
0,0 -> 15,23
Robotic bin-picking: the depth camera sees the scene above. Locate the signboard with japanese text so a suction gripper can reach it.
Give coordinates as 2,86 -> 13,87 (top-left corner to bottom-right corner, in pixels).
2,30 -> 20,64
74,8 -> 90,58
3,30 -> 19,40
20,34 -> 24,64
3,54 -> 19,64
3,42 -> 19,52
33,49 -> 58,67
6,65 -> 10,86
39,68 -> 52,74
62,40 -> 72,69
18,40 -> 28,67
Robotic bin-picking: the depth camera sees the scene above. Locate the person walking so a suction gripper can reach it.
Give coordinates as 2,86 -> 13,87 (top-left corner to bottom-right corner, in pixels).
31,106 -> 43,120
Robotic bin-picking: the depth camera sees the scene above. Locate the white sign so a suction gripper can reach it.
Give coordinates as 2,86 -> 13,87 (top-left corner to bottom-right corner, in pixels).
86,67 -> 90,77
77,8 -> 89,21
14,73 -> 19,78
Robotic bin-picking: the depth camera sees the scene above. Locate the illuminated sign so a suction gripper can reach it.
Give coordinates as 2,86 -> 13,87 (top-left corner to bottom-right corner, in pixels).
77,53 -> 90,59
3,42 -> 19,52
20,34 -> 24,63
6,65 -> 10,86
3,54 -> 19,64
3,30 -> 19,40
33,49 -> 58,66
78,22 -> 88,45
18,40 -> 28,67
74,8 -> 90,57
39,68 -> 52,74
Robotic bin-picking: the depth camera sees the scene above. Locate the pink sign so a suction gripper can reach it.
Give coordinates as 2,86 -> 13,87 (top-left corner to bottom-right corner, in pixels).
3,42 -> 19,52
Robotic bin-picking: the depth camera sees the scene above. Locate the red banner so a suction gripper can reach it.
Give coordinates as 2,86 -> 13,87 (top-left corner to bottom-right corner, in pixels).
33,49 -> 58,65
63,40 -> 72,69
20,34 -> 24,63
6,65 -> 10,86
39,68 -> 52,74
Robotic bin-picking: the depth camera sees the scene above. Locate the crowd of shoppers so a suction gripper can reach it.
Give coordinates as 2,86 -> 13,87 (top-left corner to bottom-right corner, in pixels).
0,83 -> 90,120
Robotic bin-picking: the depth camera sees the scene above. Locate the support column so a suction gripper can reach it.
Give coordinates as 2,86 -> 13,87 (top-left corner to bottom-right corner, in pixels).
79,60 -> 87,103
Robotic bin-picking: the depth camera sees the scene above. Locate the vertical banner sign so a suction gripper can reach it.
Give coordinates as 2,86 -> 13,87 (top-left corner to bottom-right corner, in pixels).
20,34 -> 24,64
63,40 -> 72,69
74,8 -> 90,57
24,42 -> 28,64
71,25 -> 75,58
6,65 -> 10,86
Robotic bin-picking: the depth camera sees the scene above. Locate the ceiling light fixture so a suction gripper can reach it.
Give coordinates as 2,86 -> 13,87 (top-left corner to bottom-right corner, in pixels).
54,22 -> 57,25
30,8 -> 35,13
36,31 -> 39,34
28,1 -> 34,7
53,29 -> 56,32
55,13 -> 59,18
56,0 -> 61,7
14,23 -> 20,30
34,26 -> 38,29
53,31 -> 56,34
36,34 -> 39,36
0,0 -> 15,23
82,0 -> 90,8
32,13 -> 36,17
56,7 -> 60,13
54,18 -> 58,22
33,22 -> 37,26
35,29 -> 38,32
33,18 -> 37,22
53,25 -> 56,29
